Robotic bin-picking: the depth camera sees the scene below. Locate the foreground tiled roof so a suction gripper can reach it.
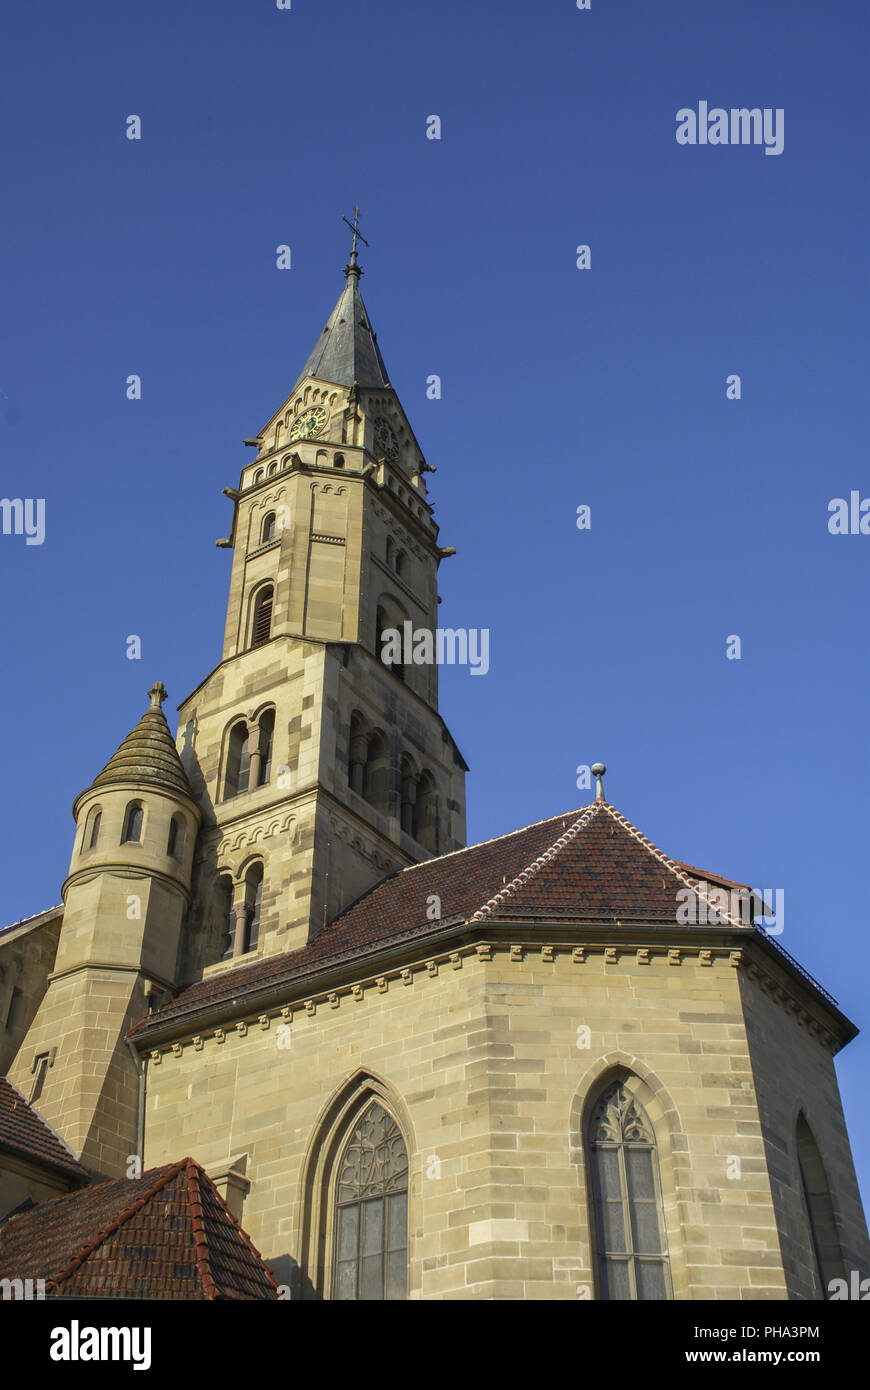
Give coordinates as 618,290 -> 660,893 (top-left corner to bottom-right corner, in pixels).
131,799 -> 753,1040
0,1077 -> 88,1184
0,1157 -> 280,1299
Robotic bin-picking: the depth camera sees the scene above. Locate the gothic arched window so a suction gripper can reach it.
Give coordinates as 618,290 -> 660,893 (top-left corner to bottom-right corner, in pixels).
251,585 -> 274,648
224,721 -> 251,799
587,1079 -> 671,1300
121,802 -> 144,844
796,1114 -> 844,1297
261,511 -> 276,543
333,1101 -> 408,1301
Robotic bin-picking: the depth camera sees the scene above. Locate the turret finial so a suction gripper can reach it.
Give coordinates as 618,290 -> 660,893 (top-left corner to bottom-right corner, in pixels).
342,205 -> 368,280
591,762 -> 607,801
148,681 -> 168,710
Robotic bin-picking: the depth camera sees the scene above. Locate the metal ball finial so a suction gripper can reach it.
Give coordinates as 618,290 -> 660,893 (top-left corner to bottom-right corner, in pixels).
591,762 -> 607,800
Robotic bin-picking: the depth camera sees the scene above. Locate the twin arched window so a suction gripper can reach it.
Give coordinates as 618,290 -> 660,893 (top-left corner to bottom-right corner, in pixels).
224,709 -> 275,800
347,716 -> 439,849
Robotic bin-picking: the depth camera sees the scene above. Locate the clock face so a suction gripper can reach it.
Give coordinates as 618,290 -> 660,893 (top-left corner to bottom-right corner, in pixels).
373,415 -> 399,461
289,406 -> 328,441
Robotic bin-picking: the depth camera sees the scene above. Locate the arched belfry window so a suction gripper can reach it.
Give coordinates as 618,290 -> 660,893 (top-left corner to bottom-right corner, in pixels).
251,585 -> 274,648
796,1114 -> 844,1297
224,721 -> 251,799
333,1101 -> 408,1301
587,1079 -> 671,1300
261,511 -> 276,543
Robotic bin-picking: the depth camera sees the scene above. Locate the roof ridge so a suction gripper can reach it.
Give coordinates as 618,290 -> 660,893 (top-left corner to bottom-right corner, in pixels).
46,1159 -> 187,1293
185,1158 -> 220,1300
193,1160 -> 281,1299
599,804 -> 748,929
398,807 -> 591,876
470,802 -> 605,923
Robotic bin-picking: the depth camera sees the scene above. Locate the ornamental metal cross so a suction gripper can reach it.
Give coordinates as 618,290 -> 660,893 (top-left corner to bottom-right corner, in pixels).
342,205 -> 369,257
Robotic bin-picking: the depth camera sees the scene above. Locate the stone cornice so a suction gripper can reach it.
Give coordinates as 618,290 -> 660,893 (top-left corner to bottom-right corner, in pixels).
130,919 -> 851,1061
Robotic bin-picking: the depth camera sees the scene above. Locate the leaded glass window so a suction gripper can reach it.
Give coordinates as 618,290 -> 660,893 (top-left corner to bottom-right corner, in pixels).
333,1101 -> 408,1300
588,1080 -> 672,1300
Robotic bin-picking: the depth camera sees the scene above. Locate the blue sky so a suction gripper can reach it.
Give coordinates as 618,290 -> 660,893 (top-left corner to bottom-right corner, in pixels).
2,1 -> 869,1208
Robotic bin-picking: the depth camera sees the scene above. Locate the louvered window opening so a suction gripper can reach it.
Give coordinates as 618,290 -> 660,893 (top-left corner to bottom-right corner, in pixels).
252,591 -> 273,647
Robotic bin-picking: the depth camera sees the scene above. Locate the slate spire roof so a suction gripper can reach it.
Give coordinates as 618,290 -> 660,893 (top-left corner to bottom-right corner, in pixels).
292,258 -> 391,392
0,1157 -> 280,1299
0,1076 -> 88,1185
81,681 -> 194,803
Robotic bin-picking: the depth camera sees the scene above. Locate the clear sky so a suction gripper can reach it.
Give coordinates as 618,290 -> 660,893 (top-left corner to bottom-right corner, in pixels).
2,0 -> 869,1209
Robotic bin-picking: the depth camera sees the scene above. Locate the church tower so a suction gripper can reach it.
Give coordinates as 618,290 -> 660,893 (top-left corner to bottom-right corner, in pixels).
6,682 -> 201,1177
176,230 -> 467,980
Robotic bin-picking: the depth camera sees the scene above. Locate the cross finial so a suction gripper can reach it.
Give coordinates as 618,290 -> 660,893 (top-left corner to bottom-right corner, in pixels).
342,205 -> 369,280
148,681 -> 168,711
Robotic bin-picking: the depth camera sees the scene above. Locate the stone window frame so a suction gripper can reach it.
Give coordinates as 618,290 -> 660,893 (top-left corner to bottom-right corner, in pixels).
297,1071 -> 416,1301
570,1053 -> 689,1299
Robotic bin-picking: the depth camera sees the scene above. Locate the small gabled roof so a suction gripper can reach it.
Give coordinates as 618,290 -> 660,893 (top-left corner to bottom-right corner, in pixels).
292,266 -> 390,392
129,800 -> 756,1041
0,1076 -> 88,1185
0,1157 -> 280,1300
79,682 -> 194,806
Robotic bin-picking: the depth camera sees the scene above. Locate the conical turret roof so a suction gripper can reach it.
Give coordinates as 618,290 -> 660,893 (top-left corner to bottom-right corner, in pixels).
84,682 -> 194,802
292,260 -> 390,392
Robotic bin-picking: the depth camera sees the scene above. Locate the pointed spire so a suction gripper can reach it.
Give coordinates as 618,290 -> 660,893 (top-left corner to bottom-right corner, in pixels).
84,683 -> 194,801
292,211 -> 390,392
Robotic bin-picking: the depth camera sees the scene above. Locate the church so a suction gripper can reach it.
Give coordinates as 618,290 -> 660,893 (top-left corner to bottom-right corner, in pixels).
1,233 -> 868,1301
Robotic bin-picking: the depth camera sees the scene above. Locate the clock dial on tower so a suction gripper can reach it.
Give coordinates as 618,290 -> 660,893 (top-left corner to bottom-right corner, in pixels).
373,415 -> 399,461
289,405 -> 328,441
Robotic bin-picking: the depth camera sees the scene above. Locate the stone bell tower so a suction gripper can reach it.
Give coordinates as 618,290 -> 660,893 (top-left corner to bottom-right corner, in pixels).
6,682 -> 200,1178
176,221 -> 467,980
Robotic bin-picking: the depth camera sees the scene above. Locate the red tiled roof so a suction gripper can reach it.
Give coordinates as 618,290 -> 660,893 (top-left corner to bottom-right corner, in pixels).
0,1076 -> 88,1184
130,800 -> 750,1040
0,1157 -> 280,1299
